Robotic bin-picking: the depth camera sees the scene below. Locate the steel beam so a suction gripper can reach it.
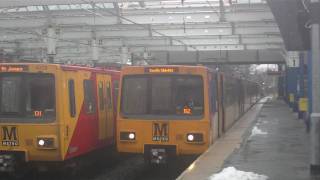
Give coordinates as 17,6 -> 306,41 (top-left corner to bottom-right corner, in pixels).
0,23 -> 280,40
0,0 -> 266,8
0,8 -> 274,28
0,35 -> 283,48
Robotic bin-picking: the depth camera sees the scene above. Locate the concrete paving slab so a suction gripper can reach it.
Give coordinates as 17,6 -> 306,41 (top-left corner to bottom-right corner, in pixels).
223,100 -> 313,180
177,97 -> 269,180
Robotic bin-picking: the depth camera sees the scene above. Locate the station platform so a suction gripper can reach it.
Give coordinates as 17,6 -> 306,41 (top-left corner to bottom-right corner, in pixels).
177,97 -> 313,180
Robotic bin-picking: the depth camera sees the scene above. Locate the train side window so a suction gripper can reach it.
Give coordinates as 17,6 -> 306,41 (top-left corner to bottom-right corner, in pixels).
83,80 -> 96,114
98,81 -> 105,110
113,80 -> 119,103
68,80 -> 76,117
106,82 -> 112,110
211,78 -> 217,112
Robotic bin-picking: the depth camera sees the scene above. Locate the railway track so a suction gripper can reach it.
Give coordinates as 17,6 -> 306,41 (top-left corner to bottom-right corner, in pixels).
0,154 -> 196,180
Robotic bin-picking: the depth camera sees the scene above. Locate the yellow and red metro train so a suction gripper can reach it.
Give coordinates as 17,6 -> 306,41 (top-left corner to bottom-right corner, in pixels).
0,63 -> 119,173
117,65 -> 261,163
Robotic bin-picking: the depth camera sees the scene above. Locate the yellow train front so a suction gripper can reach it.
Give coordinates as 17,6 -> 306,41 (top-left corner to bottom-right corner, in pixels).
117,66 -> 219,163
0,63 -> 116,173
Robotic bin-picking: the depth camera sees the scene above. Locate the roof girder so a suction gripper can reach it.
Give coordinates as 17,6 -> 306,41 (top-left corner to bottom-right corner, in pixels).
0,0 -> 264,8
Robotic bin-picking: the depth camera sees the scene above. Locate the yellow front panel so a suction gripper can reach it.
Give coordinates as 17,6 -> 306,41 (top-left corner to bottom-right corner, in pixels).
0,124 -> 60,161
117,120 -> 210,155
0,63 -> 62,162
117,66 -> 212,155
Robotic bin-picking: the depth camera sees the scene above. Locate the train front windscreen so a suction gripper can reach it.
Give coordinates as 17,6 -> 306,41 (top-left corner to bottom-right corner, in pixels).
121,75 -> 204,120
0,73 -> 55,123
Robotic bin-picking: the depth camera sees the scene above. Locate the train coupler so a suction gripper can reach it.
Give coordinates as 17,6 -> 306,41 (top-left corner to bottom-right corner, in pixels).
149,149 -> 167,164
0,154 -> 15,172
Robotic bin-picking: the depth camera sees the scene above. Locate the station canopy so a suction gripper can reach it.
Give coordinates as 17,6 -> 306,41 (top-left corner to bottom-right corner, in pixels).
0,0 -> 285,64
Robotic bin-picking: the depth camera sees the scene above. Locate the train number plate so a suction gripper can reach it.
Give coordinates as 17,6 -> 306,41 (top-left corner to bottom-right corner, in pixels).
152,122 -> 169,142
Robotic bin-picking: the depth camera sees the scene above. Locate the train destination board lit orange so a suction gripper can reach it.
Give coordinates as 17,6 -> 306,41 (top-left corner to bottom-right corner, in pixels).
0,65 -> 28,72
145,67 -> 178,73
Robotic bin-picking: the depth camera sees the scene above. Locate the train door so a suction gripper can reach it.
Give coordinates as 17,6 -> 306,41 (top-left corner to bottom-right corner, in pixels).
62,71 -> 79,156
96,74 -> 108,140
217,74 -> 225,136
105,80 -> 114,140
112,79 -> 119,118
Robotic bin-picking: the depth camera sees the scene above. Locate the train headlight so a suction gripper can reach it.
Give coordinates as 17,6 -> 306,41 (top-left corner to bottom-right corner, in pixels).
187,134 -> 194,141
128,133 -> 135,140
120,132 -> 136,141
186,133 -> 203,143
37,137 -> 56,149
38,139 -> 45,146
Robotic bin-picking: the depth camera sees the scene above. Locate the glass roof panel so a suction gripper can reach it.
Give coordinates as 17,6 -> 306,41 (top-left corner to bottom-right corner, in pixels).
69,4 -> 80,9
144,0 -> 223,9
17,7 -> 28,12
81,4 -> 93,9
118,2 -> 142,9
0,0 -> 266,13
103,3 -> 114,8
37,6 -> 43,11
236,0 -> 266,4
7,8 -> 18,12
48,5 -> 60,10
58,5 -> 71,10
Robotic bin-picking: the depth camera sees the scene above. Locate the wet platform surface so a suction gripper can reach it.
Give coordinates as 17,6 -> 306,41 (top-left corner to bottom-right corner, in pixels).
178,98 -> 315,180
223,99 -> 311,180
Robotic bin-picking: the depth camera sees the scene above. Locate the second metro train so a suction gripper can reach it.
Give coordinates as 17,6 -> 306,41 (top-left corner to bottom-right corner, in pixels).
0,63 -> 120,174
117,65 -> 261,163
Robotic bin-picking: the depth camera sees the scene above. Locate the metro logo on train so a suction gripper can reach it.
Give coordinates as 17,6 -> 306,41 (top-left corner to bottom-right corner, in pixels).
152,123 -> 169,142
1,126 -> 19,146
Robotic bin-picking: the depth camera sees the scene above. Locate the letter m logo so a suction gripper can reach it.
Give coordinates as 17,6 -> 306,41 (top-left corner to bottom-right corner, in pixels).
2,126 -> 18,141
152,123 -> 169,142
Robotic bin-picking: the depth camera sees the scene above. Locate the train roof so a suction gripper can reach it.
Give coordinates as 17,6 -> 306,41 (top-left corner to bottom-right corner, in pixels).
0,63 -> 120,74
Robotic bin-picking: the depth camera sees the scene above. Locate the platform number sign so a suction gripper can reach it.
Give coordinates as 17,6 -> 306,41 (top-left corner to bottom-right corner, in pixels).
1,126 -> 19,146
152,123 -> 169,142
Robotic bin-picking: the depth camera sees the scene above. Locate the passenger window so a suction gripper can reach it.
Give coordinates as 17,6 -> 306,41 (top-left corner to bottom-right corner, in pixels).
106,82 -> 112,110
211,78 -> 217,112
98,81 -> 104,110
68,80 -> 76,117
83,80 -> 96,114
113,80 -> 119,103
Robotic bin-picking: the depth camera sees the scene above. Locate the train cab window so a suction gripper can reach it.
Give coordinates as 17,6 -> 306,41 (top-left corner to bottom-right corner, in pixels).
151,77 -> 172,114
83,80 -> 96,114
98,81 -> 105,110
174,76 -> 204,116
121,75 -> 204,120
0,76 -> 21,113
0,73 -> 55,123
68,80 -> 76,117
122,77 -> 147,114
